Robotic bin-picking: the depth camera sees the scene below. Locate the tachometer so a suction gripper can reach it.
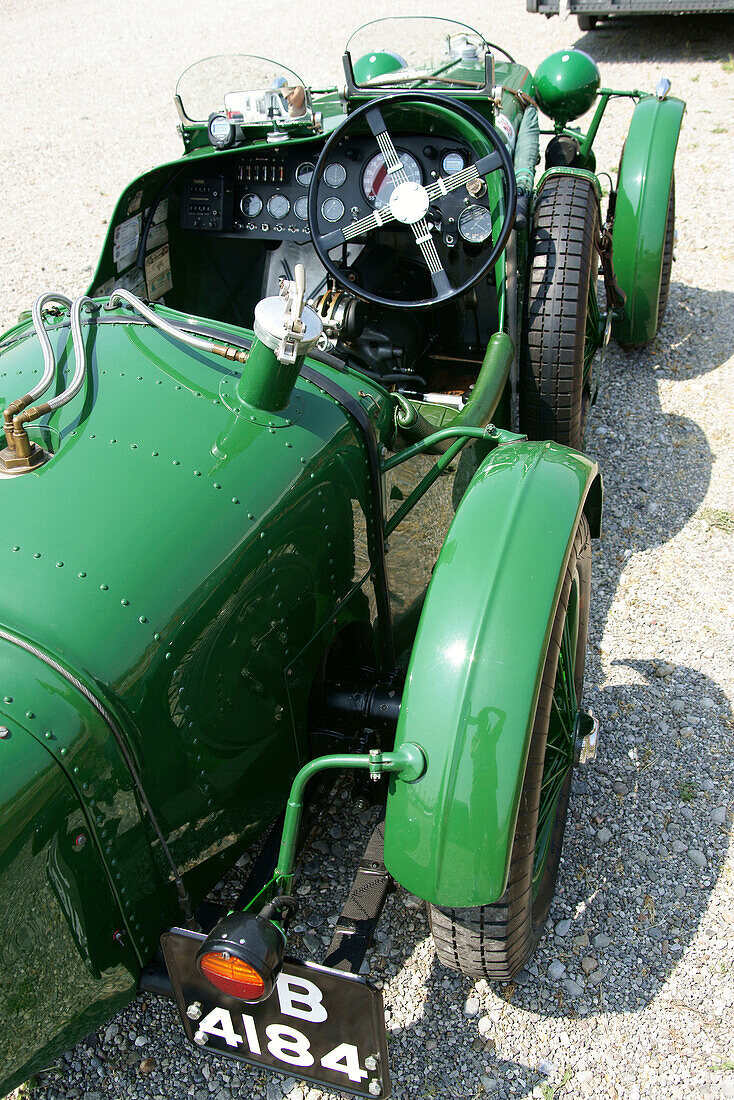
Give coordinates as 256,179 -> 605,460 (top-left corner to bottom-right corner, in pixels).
458,204 -> 493,244
294,195 -> 309,221
362,151 -> 422,209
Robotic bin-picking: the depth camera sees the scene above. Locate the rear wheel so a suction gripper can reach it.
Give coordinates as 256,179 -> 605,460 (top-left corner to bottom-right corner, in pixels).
519,175 -> 600,450
577,14 -> 598,29
429,516 -> 591,981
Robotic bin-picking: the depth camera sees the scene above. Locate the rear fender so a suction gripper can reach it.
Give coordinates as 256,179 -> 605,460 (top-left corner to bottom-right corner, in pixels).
612,94 -> 685,344
384,441 -> 600,907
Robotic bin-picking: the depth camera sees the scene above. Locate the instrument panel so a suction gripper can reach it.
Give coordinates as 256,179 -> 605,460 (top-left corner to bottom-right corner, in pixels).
179,136 -> 490,246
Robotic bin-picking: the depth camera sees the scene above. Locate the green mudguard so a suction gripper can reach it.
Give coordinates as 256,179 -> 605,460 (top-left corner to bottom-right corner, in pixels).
612,94 -> 685,346
384,440 -> 601,908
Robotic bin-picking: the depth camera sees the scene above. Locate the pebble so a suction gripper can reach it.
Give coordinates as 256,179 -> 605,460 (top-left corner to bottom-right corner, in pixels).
593,933 -> 611,949
464,995 -> 480,1017
548,961 -> 567,980
597,826 -> 613,844
563,978 -> 584,997
581,956 -> 598,974
9,14 -> 734,1100
302,933 -> 321,955
688,849 -> 707,868
555,918 -> 572,937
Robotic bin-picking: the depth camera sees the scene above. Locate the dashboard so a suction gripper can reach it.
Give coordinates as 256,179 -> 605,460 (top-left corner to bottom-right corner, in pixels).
179,136 -> 494,249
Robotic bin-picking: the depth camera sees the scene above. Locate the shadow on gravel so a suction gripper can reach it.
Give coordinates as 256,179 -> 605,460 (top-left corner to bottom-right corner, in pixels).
640,284 -> 734,381
377,274 -> 732,1094
572,13 -> 734,62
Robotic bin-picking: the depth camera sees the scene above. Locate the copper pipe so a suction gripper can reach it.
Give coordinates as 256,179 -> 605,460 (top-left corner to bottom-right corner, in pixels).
4,395 -> 32,449
211,342 -> 248,364
11,402 -> 53,459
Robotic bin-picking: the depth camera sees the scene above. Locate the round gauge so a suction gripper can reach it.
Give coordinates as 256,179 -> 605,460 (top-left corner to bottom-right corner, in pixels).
267,194 -> 290,220
362,151 -> 422,209
296,161 -> 315,187
324,162 -> 347,188
442,151 -> 465,174
458,204 -> 493,244
208,111 -> 235,149
321,197 -> 345,223
240,193 -> 263,218
294,195 -> 309,221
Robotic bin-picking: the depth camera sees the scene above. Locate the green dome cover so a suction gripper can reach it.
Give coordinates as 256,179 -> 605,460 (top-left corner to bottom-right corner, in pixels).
352,50 -> 407,84
534,49 -> 601,124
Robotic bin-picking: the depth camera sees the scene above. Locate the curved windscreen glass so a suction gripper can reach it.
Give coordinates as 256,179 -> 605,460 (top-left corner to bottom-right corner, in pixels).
346,18 -> 490,91
175,55 -> 311,125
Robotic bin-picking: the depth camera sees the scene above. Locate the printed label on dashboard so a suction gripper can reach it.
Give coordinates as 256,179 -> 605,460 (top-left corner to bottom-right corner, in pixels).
113,214 -> 142,263
145,244 -> 173,300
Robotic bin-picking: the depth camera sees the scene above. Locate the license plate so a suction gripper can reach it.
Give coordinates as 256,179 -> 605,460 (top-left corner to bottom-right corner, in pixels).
161,928 -> 390,1098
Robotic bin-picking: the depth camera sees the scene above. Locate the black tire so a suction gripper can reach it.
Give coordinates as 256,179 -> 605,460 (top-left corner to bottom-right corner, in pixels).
429,516 -> 591,981
656,175 -> 675,331
519,175 -> 600,451
577,14 -> 597,29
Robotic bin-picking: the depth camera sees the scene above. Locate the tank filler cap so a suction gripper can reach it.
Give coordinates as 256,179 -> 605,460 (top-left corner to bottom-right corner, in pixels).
254,265 -> 322,365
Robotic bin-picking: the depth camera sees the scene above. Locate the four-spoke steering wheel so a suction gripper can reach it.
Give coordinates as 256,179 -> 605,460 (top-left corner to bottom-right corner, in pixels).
309,92 -> 517,310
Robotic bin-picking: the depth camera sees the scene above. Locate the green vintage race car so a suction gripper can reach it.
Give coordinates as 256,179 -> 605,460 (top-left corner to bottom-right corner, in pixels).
0,17 -> 683,1098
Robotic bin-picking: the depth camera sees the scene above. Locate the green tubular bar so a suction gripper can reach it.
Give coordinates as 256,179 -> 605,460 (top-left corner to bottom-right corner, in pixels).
274,744 -> 426,893
394,332 -> 514,454
382,424 -> 523,474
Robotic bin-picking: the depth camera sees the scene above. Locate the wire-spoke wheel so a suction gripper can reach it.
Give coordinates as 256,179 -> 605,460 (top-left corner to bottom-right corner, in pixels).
429,516 -> 591,980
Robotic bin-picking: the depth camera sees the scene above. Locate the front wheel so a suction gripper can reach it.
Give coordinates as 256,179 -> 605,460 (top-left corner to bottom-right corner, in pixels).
429,516 -> 591,981
519,175 -> 600,450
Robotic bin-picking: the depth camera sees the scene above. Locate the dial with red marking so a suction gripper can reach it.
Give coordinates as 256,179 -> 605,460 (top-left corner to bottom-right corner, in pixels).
361,150 -> 422,209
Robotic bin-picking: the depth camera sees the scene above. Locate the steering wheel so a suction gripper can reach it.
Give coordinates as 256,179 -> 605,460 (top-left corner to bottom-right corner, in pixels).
308,92 -> 517,310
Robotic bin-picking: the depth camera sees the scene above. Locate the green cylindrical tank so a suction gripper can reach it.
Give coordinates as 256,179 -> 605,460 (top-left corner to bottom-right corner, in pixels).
534,49 -> 601,125
0,305 -> 387,931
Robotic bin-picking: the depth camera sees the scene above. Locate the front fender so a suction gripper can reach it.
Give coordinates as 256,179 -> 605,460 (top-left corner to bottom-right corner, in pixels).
384,441 -> 600,907
612,94 -> 685,345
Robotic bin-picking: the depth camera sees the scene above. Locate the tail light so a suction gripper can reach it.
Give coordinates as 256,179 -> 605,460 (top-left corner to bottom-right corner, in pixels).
199,952 -> 266,1000
195,910 -> 285,1004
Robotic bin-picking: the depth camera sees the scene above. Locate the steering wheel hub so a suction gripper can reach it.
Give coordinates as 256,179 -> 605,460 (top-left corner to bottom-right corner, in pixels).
389,180 -> 430,225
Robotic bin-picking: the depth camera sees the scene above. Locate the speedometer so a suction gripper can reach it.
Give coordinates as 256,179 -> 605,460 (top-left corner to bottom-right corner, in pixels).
362,151 -> 422,209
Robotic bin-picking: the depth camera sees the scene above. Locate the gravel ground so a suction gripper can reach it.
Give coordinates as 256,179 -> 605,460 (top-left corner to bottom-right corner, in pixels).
3,3 -> 734,1099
